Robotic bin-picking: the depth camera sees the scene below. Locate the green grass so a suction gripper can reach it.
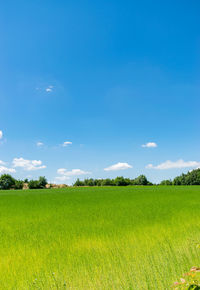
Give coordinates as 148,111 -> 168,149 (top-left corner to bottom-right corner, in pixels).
0,186 -> 200,289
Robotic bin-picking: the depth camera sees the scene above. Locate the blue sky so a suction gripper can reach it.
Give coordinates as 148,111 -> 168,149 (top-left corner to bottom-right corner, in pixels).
0,0 -> 199,184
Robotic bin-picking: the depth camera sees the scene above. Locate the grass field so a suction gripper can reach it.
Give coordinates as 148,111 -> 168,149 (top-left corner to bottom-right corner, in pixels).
0,186 -> 200,289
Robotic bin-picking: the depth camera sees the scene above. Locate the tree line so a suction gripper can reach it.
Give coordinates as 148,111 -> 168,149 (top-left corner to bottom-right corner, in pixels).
166,168 -> 200,185
74,169 -> 200,186
0,168 -> 200,190
74,175 -> 152,186
0,174 -> 47,190
73,175 -> 153,186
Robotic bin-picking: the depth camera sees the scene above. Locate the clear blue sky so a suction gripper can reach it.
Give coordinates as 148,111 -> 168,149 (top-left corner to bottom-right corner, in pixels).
0,0 -> 199,184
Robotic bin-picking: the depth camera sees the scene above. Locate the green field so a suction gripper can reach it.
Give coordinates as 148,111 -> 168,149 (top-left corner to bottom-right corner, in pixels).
0,186 -> 200,289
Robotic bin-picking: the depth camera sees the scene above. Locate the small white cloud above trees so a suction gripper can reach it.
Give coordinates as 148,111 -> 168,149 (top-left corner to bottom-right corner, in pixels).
0,166 -> 16,174
0,160 -> 15,174
12,158 -> 46,171
146,159 -> 200,170
142,142 -> 157,148
55,168 -> 91,181
55,176 -> 70,181
57,168 -> 91,176
104,162 -> 132,171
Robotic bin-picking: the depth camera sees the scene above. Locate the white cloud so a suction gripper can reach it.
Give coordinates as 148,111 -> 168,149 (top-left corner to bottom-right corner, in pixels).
142,142 -> 157,148
0,130 -> 3,139
0,166 -> 16,174
36,142 -> 44,147
146,159 -> 200,170
55,176 -> 70,181
62,141 -> 72,147
104,162 -> 132,171
0,160 -> 6,165
46,85 -> 53,92
57,168 -> 91,177
55,168 -> 91,182
12,158 -> 46,171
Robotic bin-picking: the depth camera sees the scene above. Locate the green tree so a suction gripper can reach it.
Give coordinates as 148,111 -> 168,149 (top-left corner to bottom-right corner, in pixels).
95,179 -> 103,186
173,169 -> 200,185
14,180 -> 24,190
38,176 -> 47,188
86,178 -> 95,186
74,178 -> 84,186
101,178 -> 115,186
160,179 -> 172,185
28,180 -> 40,189
0,174 -> 16,190
133,175 -> 148,185
114,176 -> 129,186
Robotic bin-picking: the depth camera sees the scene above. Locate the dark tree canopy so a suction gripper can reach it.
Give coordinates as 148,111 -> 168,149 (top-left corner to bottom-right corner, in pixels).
172,169 -> 200,185
73,175 -> 152,187
0,174 -> 16,190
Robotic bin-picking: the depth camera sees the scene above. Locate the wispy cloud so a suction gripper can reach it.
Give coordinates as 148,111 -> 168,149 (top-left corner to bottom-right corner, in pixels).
57,168 -> 91,176
36,142 -> 44,147
62,141 -> 72,147
104,162 -> 132,171
146,159 -> 200,170
142,142 -> 157,148
12,157 -> 46,171
55,175 -> 70,181
55,168 -> 91,181
0,166 -> 16,174
0,130 -> 3,139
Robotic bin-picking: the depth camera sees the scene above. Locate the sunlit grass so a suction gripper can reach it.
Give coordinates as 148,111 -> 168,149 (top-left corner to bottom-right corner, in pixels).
0,186 -> 200,289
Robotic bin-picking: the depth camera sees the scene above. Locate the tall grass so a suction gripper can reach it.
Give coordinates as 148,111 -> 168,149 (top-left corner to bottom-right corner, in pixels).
0,186 -> 200,289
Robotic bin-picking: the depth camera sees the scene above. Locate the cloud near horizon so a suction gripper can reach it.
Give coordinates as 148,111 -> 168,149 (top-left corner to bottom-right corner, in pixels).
0,166 -> 16,174
142,142 -> 157,148
104,162 -> 132,171
55,168 -> 91,181
12,158 -> 46,171
146,159 -> 200,170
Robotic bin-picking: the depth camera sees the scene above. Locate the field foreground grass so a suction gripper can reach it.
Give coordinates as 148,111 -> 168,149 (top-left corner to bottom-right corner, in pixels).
0,186 -> 200,289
